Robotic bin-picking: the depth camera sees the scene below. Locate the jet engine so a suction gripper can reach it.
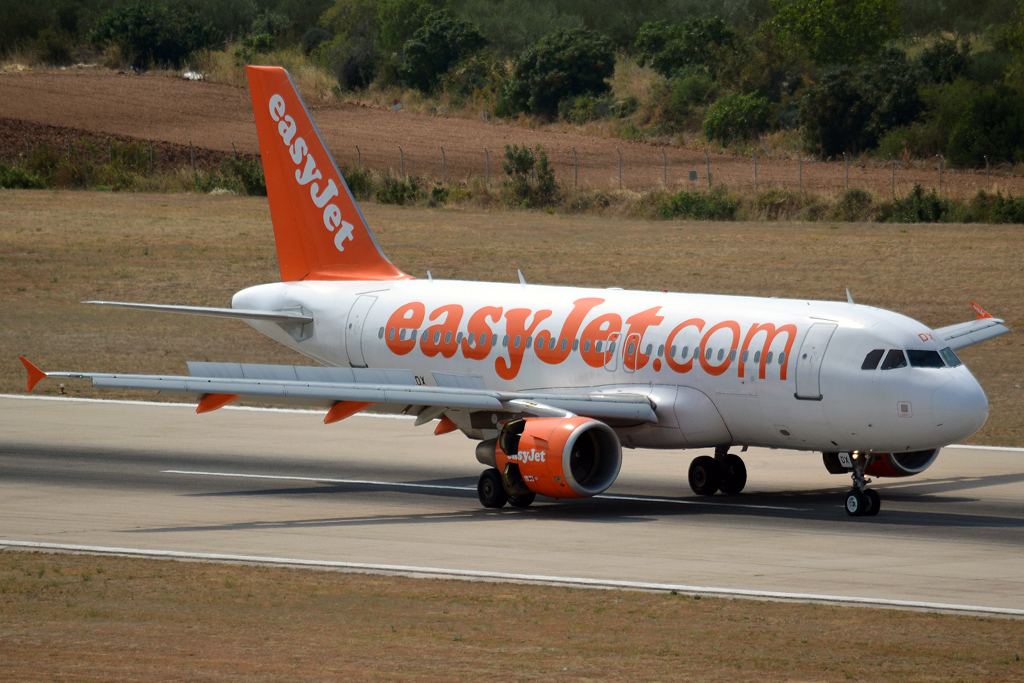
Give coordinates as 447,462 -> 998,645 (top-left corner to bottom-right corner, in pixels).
823,449 -> 940,477
490,417 -> 622,498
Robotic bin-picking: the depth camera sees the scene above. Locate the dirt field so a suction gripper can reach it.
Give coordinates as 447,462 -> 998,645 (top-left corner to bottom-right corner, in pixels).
2,190 -> 1021,445
2,551 -> 1022,682
1,67 -> 1021,198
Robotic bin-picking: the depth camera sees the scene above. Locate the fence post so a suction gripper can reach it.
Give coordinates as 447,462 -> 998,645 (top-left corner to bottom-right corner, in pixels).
572,146 -> 578,188
797,148 -> 802,192
890,154 -> 895,197
484,147 -> 489,185
616,147 -> 622,189
440,146 -> 446,184
355,145 -> 361,168
704,148 -> 711,188
149,140 -> 154,173
662,148 -> 667,188
753,147 -> 757,194
190,140 -> 195,170
399,145 -> 404,178
985,155 -> 989,188
232,141 -> 237,160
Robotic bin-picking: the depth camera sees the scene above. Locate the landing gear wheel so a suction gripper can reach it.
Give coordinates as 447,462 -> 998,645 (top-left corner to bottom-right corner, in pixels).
508,492 -> 536,508
689,456 -> 723,496
863,488 -> 881,516
477,469 -> 508,508
845,488 -> 868,516
717,453 -> 747,495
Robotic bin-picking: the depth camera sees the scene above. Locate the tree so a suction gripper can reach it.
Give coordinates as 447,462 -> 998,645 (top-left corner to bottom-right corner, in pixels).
503,28 -> 615,117
947,85 -> 1024,167
635,17 -> 735,79
771,0 -> 901,65
399,11 -> 488,93
702,92 -> 772,142
376,0 -> 443,53
798,67 -> 874,156
88,2 -> 223,68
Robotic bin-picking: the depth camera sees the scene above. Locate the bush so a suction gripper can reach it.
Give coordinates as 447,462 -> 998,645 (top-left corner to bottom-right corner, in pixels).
558,94 -> 610,124
0,162 -> 46,189
702,92 -> 772,143
968,190 -> 1024,223
342,166 -> 374,200
32,27 -> 74,65
611,96 -> 639,118
221,157 -> 266,196
399,11 -> 488,93
830,188 -> 875,221
501,143 -> 559,207
302,27 -> 332,54
799,67 -> 873,156
658,187 -> 738,220
376,175 -> 424,205
771,0 -> 901,65
877,184 -> 952,222
634,17 -> 735,79
754,189 -> 805,219
88,2 -> 224,69
946,85 -> 1024,168
919,38 -> 971,84
376,0 -> 441,53
503,29 -> 615,117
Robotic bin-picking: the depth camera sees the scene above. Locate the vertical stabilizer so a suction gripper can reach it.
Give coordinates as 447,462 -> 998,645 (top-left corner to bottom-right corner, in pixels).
246,66 -> 409,282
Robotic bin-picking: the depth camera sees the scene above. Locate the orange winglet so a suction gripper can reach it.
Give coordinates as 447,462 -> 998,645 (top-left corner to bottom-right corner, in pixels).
19,356 -> 46,392
196,393 -> 240,414
970,302 -> 994,320
324,401 -> 374,424
434,415 -> 457,436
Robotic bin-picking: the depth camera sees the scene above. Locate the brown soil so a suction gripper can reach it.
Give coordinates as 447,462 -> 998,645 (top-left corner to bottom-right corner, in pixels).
3,552 -> 1023,682
2,67 -> 1021,198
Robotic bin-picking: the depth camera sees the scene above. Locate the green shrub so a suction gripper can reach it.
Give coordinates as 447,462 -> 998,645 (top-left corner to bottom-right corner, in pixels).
771,0 -> 901,65
376,175 -> 424,205
88,2 -> 224,69
877,184 -> 951,222
501,143 -> 559,207
919,38 -> 970,84
968,190 -> 1024,223
342,166 -> 374,200
301,27 -> 332,54
221,157 -> 266,196
798,67 -> 873,157
658,187 -> 738,220
611,96 -> 639,118
504,28 -> 615,117
399,11 -> 488,93
558,94 -> 610,124
634,18 -> 735,79
946,85 -> 1024,168
0,163 -> 46,189
830,188 -> 876,221
702,92 -> 771,143
32,27 -> 74,65
754,189 -> 805,219
429,184 -> 450,206
376,0 -> 441,52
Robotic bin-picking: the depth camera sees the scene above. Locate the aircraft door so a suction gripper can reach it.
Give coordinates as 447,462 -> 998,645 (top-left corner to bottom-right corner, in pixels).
794,322 -> 837,400
345,295 -> 377,368
603,332 -> 620,372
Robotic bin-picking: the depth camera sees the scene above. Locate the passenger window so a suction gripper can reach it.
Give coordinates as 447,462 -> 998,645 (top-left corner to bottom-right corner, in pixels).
880,349 -> 907,370
939,347 -> 962,367
861,349 -> 884,370
907,349 -> 945,368
658,344 -> 665,357
765,351 -> 773,365
378,327 -> 385,339
573,339 -> 579,351
560,338 -> 568,351
490,334 -> 497,347
583,340 -> 591,352
514,336 -> 521,348
778,352 -> 785,364
645,344 -> 653,356
502,335 -> 509,348
753,351 -> 760,363
741,350 -> 748,363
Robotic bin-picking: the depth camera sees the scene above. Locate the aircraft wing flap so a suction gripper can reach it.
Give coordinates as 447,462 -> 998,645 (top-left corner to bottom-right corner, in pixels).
933,317 -> 1010,350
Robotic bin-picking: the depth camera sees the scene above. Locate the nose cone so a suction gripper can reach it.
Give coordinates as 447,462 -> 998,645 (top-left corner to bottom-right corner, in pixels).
932,375 -> 989,442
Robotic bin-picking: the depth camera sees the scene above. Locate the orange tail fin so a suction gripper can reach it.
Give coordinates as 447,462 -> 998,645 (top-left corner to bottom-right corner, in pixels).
246,66 -> 410,282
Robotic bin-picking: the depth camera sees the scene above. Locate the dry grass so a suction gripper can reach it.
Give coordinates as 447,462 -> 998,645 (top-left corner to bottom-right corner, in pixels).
187,46 -> 337,102
1,190 -> 1022,445
1,551 -> 1022,682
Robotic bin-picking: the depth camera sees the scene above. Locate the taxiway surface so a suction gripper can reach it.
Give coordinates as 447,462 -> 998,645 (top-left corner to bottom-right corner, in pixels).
2,396 -> 1022,612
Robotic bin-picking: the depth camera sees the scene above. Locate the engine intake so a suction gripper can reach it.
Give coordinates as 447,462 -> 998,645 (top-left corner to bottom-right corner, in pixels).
494,417 -> 622,498
823,449 -> 940,477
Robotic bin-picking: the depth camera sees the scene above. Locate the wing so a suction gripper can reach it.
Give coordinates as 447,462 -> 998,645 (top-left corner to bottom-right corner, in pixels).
19,358 -> 657,424
933,302 -> 1010,350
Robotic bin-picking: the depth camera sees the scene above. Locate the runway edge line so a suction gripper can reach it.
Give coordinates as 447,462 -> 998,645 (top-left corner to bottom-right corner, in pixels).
2,539 -> 1022,618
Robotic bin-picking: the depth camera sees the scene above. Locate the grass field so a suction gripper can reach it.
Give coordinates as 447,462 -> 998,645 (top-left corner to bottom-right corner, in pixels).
1,551 -> 1022,681
1,189 -> 1022,444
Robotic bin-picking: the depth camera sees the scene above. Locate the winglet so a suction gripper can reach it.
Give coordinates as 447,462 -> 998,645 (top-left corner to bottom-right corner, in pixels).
19,356 -> 46,392
970,302 -> 994,320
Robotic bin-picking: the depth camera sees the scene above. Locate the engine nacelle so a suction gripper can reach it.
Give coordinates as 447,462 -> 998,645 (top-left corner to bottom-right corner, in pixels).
493,417 -> 622,498
823,449 -> 940,477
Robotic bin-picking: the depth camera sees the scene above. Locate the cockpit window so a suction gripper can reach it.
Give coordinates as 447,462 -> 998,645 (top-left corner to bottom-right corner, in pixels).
939,347 -> 962,367
880,349 -> 908,370
861,349 -> 884,370
907,349 -> 945,368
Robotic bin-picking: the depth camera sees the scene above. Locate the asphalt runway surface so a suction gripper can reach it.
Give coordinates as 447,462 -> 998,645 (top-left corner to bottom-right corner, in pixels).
2,395 -> 1023,615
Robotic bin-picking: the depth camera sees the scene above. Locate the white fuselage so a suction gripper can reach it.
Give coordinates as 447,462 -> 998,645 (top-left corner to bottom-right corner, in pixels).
232,279 -> 989,454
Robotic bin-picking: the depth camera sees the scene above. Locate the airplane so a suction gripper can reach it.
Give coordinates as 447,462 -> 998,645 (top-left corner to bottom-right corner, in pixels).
19,66 -> 1010,518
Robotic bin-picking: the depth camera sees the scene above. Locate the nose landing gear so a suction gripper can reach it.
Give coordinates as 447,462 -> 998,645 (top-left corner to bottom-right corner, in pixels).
688,447 -> 748,496
845,453 -> 880,517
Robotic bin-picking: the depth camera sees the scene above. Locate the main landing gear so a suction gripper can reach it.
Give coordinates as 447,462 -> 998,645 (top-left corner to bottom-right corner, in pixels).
477,468 -> 536,509
845,453 -> 880,517
688,446 -> 747,496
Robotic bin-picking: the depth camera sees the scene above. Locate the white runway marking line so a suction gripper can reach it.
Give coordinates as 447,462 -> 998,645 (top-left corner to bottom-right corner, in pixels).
2,539 -> 1021,618
161,469 -> 810,511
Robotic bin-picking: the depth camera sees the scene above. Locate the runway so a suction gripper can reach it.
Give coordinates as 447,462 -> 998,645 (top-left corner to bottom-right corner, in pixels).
2,395 -> 1023,615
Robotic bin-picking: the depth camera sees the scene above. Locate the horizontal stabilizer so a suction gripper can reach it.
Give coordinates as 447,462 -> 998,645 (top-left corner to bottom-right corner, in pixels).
83,301 -> 313,324
934,317 -> 1010,350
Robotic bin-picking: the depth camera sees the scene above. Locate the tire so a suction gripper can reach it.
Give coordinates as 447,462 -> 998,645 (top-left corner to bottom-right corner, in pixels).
688,456 -> 722,496
717,453 -> 747,495
845,488 -> 867,516
864,488 -> 881,516
508,492 -> 536,508
478,469 -> 508,508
